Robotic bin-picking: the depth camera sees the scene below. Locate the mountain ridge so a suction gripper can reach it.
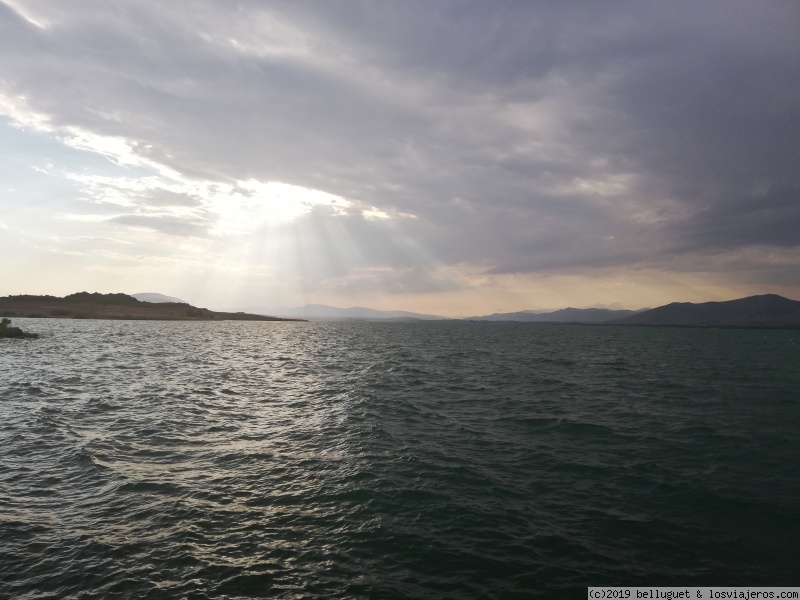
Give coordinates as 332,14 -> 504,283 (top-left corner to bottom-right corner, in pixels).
0,293 -> 302,322
465,307 -> 641,322
132,293 -> 187,304
611,294 -> 800,328
230,304 -> 445,320
4,293 -> 799,328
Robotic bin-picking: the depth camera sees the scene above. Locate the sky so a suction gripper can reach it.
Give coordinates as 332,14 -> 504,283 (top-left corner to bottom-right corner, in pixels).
1,0 -> 799,317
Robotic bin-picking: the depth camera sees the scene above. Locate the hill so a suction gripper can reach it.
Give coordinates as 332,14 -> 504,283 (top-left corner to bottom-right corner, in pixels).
613,294 -> 800,328
0,292 -> 302,322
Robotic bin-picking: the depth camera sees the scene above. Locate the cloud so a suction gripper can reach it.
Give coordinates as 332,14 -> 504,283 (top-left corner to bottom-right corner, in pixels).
1,0 -> 799,305
107,214 -> 211,237
670,183 -> 800,252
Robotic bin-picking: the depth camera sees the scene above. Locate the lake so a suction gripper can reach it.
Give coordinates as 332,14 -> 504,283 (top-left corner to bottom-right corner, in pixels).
2,319 -> 799,598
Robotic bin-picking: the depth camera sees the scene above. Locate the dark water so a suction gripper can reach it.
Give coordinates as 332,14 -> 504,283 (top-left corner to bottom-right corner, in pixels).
2,319 -> 799,599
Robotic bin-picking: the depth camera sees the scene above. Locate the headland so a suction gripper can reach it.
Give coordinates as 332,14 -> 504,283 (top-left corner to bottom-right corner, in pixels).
0,292 -> 303,322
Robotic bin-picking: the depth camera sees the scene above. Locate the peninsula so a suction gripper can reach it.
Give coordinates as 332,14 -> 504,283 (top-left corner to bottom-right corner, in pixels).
0,292 -> 303,322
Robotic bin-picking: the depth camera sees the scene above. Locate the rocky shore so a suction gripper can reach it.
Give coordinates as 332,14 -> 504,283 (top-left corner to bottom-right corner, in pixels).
0,318 -> 39,339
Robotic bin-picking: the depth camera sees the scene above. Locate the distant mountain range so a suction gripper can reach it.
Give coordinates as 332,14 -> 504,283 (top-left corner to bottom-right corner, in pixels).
465,307 -> 641,322
612,294 -> 800,328
8,292 -> 794,328
132,293 -> 187,304
227,295 -> 800,327
471,295 -> 800,327
236,304 -> 444,320
238,304 -> 646,322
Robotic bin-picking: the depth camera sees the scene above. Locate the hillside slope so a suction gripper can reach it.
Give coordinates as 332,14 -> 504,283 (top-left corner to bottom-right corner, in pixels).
613,294 -> 800,327
0,292 -> 301,321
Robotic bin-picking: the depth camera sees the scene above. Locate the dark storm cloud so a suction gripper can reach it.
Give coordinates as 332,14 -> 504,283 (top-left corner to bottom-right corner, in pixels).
2,0 -> 799,289
670,183 -> 800,252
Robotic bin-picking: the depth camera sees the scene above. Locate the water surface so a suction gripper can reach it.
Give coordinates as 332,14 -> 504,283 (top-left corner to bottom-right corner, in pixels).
2,320 -> 799,598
